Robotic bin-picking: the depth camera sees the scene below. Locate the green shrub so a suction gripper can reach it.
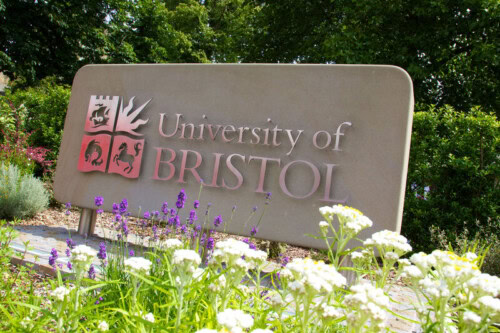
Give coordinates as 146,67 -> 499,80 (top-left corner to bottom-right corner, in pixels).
0,77 -> 71,163
402,105 -> 499,253
0,163 -> 48,219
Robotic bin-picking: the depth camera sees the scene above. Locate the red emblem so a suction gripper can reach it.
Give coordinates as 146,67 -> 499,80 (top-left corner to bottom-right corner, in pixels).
77,134 -> 111,173
77,96 -> 150,179
84,96 -> 119,133
108,136 -> 145,179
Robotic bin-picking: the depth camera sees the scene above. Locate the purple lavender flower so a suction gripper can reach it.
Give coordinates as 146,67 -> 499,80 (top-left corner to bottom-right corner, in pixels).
170,208 -> 177,216
95,296 -> 103,305
88,264 -> 96,279
97,242 -> 107,260
281,256 -> 290,267
193,200 -> 200,209
180,224 -> 187,234
94,196 -> 104,207
195,225 -> 202,232
119,198 -> 128,214
265,192 -> 272,200
66,238 -> 76,249
232,205 -> 237,211
251,226 -> 258,236
188,210 -> 197,224
65,248 -> 71,257
153,210 -> 160,217
49,248 -> 58,267
112,203 -> 119,214
67,261 -> 72,270
205,203 -> 212,215
129,249 -> 135,257
65,202 -> 71,215
252,206 -> 258,212
121,221 -> 129,236
206,237 -> 214,250
176,189 -> 187,209
213,215 -> 223,227
143,211 -> 151,219
115,214 -> 122,222
174,215 -> 181,228
48,257 -> 56,267
161,202 -> 169,215
242,238 -> 256,250
152,225 -> 158,240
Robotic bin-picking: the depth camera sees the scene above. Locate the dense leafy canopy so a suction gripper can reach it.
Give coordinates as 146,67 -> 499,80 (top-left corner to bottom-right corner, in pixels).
1,0 -> 497,113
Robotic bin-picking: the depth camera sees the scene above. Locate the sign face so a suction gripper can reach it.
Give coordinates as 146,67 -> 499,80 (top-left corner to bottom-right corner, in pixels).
54,64 -> 414,249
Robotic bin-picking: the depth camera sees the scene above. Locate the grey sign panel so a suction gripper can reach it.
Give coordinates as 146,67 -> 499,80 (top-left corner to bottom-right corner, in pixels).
54,64 -> 414,249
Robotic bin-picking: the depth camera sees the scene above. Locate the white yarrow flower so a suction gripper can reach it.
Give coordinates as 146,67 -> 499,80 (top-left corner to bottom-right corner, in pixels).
143,312 -> 154,323
71,245 -> 97,270
161,238 -> 183,250
173,249 -> 201,274
463,311 -> 481,324
51,286 -> 71,301
124,257 -> 152,276
217,309 -> 254,333
97,320 -> 109,331
364,230 -> 412,255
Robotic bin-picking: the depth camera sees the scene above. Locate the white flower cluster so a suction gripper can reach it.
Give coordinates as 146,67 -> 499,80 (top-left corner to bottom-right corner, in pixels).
50,286 -> 71,301
211,238 -> 267,271
344,282 -> 389,330
476,296 -> 500,321
161,238 -> 183,251
281,258 -> 346,295
71,245 -> 97,268
351,249 -> 372,267
208,274 -> 226,292
124,257 -> 152,276
408,250 -> 480,284
466,272 -> 500,298
319,205 -> 372,235
97,320 -> 109,331
217,308 -> 254,333
195,330 -> 218,333
172,249 -> 201,275
135,311 -> 155,323
363,230 -> 412,257
317,303 -> 343,322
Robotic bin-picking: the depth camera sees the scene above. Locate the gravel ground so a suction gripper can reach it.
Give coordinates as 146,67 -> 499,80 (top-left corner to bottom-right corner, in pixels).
17,205 -> 313,264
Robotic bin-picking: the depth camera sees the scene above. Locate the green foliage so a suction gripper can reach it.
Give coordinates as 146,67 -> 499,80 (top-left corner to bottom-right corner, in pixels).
0,0 -> 113,85
2,0 -> 497,115
247,0 -> 500,114
402,105 -> 499,253
1,77 -> 70,163
0,163 -> 49,219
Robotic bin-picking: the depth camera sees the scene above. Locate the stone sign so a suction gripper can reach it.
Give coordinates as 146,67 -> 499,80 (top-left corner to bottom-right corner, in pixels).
54,64 -> 414,249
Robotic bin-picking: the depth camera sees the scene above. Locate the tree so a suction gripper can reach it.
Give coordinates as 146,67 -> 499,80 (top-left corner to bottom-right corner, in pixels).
0,0 -> 113,85
246,0 -> 500,114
